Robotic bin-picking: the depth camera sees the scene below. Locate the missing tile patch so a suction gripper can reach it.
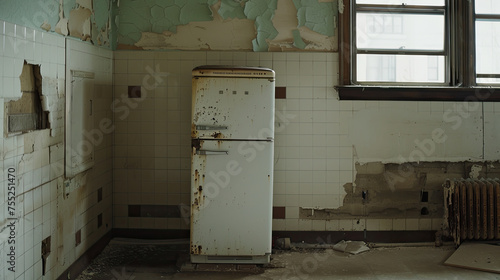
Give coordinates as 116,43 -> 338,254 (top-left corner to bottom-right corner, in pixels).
97,213 -> 103,228
75,229 -> 82,247
6,61 -> 49,134
128,86 -> 142,98
41,236 -> 51,275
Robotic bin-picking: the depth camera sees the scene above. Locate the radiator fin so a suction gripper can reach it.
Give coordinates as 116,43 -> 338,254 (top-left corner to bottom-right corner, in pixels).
443,178 -> 500,245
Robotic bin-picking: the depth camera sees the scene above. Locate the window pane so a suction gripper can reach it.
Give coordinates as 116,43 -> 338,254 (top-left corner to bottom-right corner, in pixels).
475,0 -> 500,15
357,13 -> 444,50
356,0 -> 444,6
475,21 -> 500,76
357,54 -> 445,83
477,78 -> 500,84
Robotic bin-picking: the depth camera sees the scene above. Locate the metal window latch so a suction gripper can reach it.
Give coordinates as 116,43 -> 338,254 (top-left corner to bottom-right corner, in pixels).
196,125 -> 228,130
196,150 -> 229,155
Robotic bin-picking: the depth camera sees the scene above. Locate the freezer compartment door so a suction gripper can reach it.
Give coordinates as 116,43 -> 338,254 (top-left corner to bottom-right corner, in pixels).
192,77 -> 275,140
191,140 -> 274,258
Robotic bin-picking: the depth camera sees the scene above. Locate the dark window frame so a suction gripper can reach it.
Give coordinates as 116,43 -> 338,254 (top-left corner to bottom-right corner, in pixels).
337,0 -> 500,101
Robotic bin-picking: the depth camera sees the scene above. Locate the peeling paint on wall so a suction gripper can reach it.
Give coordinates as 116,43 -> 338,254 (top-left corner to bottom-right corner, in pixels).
117,0 -> 337,51
0,0 -> 115,48
216,0 -> 248,19
69,6 -> 92,41
118,0 -> 213,45
293,0 -> 336,37
55,0 -> 70,36
134,3 -> 255,51
244,0 -> 278,51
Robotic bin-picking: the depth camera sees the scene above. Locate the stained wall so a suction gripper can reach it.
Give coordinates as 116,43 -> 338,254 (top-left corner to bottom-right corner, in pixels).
0,20 -> 113,280
111,0 -> 500,235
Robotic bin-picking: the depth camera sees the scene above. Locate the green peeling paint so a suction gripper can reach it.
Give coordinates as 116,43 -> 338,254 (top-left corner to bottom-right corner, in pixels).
64,0 -> 76,20
93,0 -> 111,31
244,0 -> 278,52
218,0 -> 248,19
292,29 -> 306,49
0,0 -> 115,49
293,0 -> 337,37
0,0 -> 60,31
111,0 -> 119,49
115,0 -> 336,51
118,0 -> 212,43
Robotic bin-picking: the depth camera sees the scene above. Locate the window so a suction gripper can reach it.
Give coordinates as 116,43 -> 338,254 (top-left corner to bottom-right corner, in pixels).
475,0 -> 500,84
338,0 -> 500,100
427,56 -> 439,81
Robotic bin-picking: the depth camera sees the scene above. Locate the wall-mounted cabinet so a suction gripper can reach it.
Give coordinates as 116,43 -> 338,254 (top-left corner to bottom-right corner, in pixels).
65,70 -> 95,178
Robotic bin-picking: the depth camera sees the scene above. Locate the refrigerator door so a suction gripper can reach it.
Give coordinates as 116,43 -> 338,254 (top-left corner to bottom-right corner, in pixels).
192,75 -> 275,140
190,139 -> 273,263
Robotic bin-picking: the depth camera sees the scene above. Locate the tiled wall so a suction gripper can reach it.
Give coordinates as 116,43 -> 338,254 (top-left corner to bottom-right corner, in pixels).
112,51 -> 355,231
112,50 -> 500,234
0,20 -> 113,280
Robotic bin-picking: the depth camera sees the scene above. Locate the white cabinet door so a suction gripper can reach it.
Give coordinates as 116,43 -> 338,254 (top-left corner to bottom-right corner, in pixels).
192,77 -> 275,140
65,71 -> 94,177
191,139 -> 273,257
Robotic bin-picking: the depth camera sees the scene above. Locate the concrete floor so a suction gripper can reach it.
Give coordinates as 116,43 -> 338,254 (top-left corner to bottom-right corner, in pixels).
76,239 -> 500,280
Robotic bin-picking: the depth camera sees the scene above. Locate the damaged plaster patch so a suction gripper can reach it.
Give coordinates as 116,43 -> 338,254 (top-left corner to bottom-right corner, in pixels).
299,161 -> 500,221
264,0 -> 337,50
55,0 -> 69,36
134,3 -> 255,51
244,0 -> 278,51
0,0 -> 113,48
268,0 -> 298,50
268,0 -> 335,51
469,164 -> 482,179
118,0 -> 335,51
118,0 -> 213,45
6,62 -> 49,134
41,21 -> 52,31
68,7 -> 92,41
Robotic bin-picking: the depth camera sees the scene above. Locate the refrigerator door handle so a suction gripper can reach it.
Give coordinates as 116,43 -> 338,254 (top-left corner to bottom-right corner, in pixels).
196,150 -> 229,155
196,125 -> 228,130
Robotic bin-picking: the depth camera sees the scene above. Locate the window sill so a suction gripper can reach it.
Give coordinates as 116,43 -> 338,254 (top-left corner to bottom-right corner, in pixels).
336,86 -> 500,101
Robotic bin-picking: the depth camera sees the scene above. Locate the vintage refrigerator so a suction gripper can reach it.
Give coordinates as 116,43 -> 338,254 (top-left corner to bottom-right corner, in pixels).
190,66 -> 275,264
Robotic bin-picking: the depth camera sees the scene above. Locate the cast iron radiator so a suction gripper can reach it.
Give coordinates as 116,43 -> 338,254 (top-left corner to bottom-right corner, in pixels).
443,179 -> 500,245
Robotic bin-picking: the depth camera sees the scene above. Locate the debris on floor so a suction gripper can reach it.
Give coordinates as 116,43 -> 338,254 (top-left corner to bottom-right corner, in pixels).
332,240 -> 370,255
75,238 -> 189,280
74,239 -> 500,280
289,240 -> 370,255
444,242 -> 500,274
274,238 -> 291,250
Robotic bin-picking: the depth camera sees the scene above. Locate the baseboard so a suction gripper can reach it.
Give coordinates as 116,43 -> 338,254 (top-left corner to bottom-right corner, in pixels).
111,229 -> 439,243
272,230 -> 440,244
112,228 -> 190,239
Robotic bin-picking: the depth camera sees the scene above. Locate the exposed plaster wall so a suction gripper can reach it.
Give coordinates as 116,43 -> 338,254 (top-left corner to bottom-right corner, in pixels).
0,20 -> 113,279
117,0 -> 337,51
0,0 -> 116,49
300,162 -> 500,225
